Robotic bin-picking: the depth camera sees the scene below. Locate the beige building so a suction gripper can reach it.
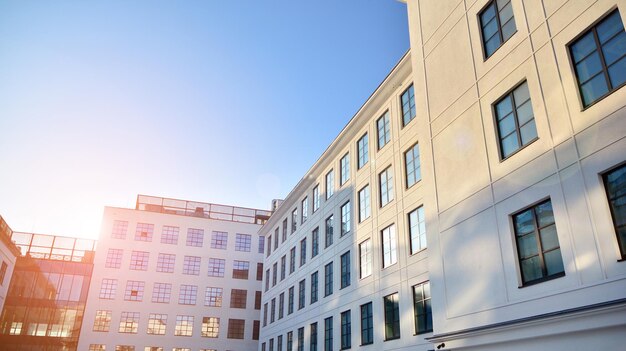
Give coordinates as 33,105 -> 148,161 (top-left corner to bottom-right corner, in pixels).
0,216 -> 20,312
78,195 -> 270,351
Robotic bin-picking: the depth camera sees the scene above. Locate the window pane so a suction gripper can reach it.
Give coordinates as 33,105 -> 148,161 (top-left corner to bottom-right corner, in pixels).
501,133 -> 519,157
571,32 -> 597,62
597,11 -> 624,43
520,256 -> 542,282
608,56 -> 626,88
575,53 -> 603,82
544,249 -> 564,276
539,225 -> 559,251
601,32 -> 626,65
520,119 -> 538,144
498,114 -> 516,137
517,233 -> 538,259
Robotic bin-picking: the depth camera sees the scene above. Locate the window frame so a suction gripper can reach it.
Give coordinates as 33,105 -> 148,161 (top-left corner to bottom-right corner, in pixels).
357,132 -> 369,170
478,0 -> 518,59
601,163 -> 626,260
400,84 -> 416,127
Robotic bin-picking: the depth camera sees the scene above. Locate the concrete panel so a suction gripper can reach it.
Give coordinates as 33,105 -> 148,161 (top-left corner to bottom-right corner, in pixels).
493,150 -> 558,203
419,0 -> 464,47
554,137 -> 578,170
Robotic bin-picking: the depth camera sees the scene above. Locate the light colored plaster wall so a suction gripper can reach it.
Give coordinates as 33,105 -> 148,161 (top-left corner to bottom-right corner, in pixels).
0,241 -> 18,312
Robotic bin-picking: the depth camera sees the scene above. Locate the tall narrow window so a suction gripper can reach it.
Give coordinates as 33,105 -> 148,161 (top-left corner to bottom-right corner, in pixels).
340,201 -> 351,236
298,279 -> 306,310
287,331 -> 293,351
274,228 -> 279,250
297,327 -> 305,351
324,317 -> 333,351
494,81 -> 537,159
359,239 -> 372,279
408,206 -> 427,254
267,235 -> 272,257
379,166 -> 394,207
513,199 -> 564,285
569,10 -> 626,107
288,286 -> 295,314
377,111 -> 391,150
324,262 -> 333,297
271,298 -> 276,323
480,0 -> 516,58
259,236 -> 266,254
357,133 -> 369,169
603,164 -> 626,259
340,251 -> 351,289
292,209 -> 298,233
272,262 -> 278,286
256,291 -> 262,310
400,84 -> 416,126
283,219 -> 288,242
310,322 -> 318,351
279,292 -> 285,319
381,225 -> 398,268
312,227 -> 320,257
281,255 -> 287,280
313,185 -> 320,213
383,293 -> 400,340
340,153 -> 350,185
326,170 -> 335,199
404,143 -> 421,187
325,215 -> 334,248
360,302 -> 373,345
290,247 -> 296,273
302,197 -> 309,223
300,238 -> 307,266
358,185 -> 371,222
340,310 -> 351,349
311,271 -> 319,304
412,282 -> 433,334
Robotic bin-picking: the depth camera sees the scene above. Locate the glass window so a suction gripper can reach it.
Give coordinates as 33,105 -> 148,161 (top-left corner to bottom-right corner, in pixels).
324,262 -> 333,297
358,185 -> 371,222
377,111 -> 391,150
513,199 -> 564,285
359,239 -> 372,279
275,228 -> 280,249
93,310 -> 112,332
152,282 -> 172,303
324,317 -> 333,351
135,223 -> 154,242
290,247 -> 296,274
383,293 -> 400,340
311,271 -> 319,304
313,185 -> 320,212
183,256 -> 201,275
100,279 -> 118,300
186,228 -> 204,247
204,287 -> 223,307
129,251 -> 149,271
292,209 -> 298,233
326,169 -> 335,199
89,344 -> 106,351
207,258 -> 226,277
267,235 -> 272,257
340,153 -> 350,185
210,231 -> 228,249
379,166 -> 394,207
412,282 -> 433,334
298,279 -> 306,310
258,235 -> 265,254
271,298 -> 276,323
254,320 -> 261,340
409,206 -> 427,254
310,322 -> 318,351
312,227 -> 319,257
360,302 -> 373,345
111,220 -> 128,239
357,133 -> 369,169
201,317 -> 219,338
282,219 -> 288,242
401,84 -> 416,126
300,238 -> 307,266
279,292 -> 285,319
302,197 -> 309,223
230,289 -> 247,308
381,224 -> 398,268
147,313 -> 167,335
119,311 -> 140,333
281,255 -> 287,280
569,10 -> 626,107
105,248 -> 123,268
297,327 -> 305,351
227,319 -> 245,339
256,290 -> 263,310
480,0 -> 517,58
257,262 -> 264,281
287,331 -> 294,351
603,164 -> 626,259
405,143 -> 421,187
340,310 -> 351,349
273,262 -> 278,286
161,225 -> 179,244
178,284 -> 197,305
174,315 -> 194,336
235,233 -> 252,252
156,253 -> 175,273
288,286 -> 295,314
494,81 -> 537,158
325,215 -> 334,248
233,260 -> 250,280
341,201 -> 351,236
340,251 -> 351,289
124,280 -> 145,301
263,303 -> 268,326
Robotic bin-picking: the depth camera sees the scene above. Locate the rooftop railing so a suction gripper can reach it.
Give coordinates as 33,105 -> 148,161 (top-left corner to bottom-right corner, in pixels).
10,232 -> 96,263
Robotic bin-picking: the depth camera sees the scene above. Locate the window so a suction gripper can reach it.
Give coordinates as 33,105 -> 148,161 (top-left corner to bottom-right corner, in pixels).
161,225 -> 179,244
254,320 -> 261,340
275,229 -> 280,249
259,235 -> 266,253
324,317 -> 333,351
326,169 -> 335,199
292,209 -> 298,233
211,231 -> 228,249
379,166 -> 394,207
383,293 -> 400,340
186,228 -> 204,247
312,227 -> 319,258
115,346 -> 134,351
119,312 -> 140,333
156,253 -> 175,273
340,310 -> 351,349
603,164 -> 626,258
310,322 -> 318,351
271,298 -> 276,323
281,255 -> 287,280
298,279 -> 306,310
359,239 -> 372,279
297,327 -> 305,351
201,317 -> 219,338
279,292 -> 285,319
266,269 -> 270,291
324,262 -> 333,297
147,313 -> 167,335
404,143 -> 421,187
381,225 -> 398,268
358,185 -> 371,222
479,0 -> 516,58
124,280 -> 145,301
227,319 -> 245,339
231,289 -> 247,308
207,258 -> 225,277
152,282 -> 172,303
340,153 -> 350,185
360,302 -> 373,345
300,238 -> 307,266
513,199 -> 564,285
175,315 -> 194,336
302,197 -> 309,223
204,287 -> 223,307
267,235 -> 272,257
570,10 -> 626,107
0,261 -> 7,286
494,81 -> 537,159
234,233 -> 252,252
93,310 -> 112,332
325,215 -> 334,248
400,84 -> 416,126
377,111 -> 391,150
256,290 -> 262,310
412,282 -> 433,334
111,220 -> 128,239
135,223 -> 153,242
288,286 -> 295,314
311,271 -> 319,303
270,338 -> 275,351
257,262 -> 264,281
290,247 -> 296,274
273,262 -> 278,286
282,219 -> 288,242
287,331 -> 294,351
183,255 -> 201,275
409,206 -> 427,254
313,185 -> 320,212
178,284 -> 197,305
340,201 -> 351,236
233,260 -> 250,279
105,248 -> 123,268
89,344 -> 106,351
357,133 -> 369,169
340,251 -> 351,289
263,303 -> 268,326
130,251 -> 149,271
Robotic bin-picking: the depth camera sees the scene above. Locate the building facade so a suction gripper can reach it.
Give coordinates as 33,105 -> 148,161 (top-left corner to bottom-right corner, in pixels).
0,216 -> 21,312
78,195 -> 270,351
260,0 -> 626,350
0,231 -> 96,351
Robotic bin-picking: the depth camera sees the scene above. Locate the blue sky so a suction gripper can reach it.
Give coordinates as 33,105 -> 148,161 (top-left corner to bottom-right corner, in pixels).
0,1 -> 409,239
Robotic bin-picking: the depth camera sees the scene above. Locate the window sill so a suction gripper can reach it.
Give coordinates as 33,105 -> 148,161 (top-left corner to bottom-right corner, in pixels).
518,271 -> 565,288
499,136 -> 539,162
384,336 -> 401,342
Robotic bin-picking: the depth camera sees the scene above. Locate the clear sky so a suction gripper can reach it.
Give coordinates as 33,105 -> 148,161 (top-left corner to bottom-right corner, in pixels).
0,1 -> 409,239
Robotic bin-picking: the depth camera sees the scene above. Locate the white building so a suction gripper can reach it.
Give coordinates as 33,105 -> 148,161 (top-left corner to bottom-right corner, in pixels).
78,195 -> 271,351
260,0 -> 626,350
0,216 -> 20,312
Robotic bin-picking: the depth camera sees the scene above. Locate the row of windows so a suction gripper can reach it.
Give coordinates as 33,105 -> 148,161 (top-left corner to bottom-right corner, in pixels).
93,311 -> 258,340
111,221 -> 260,252
262,282 -> 431,351
265,205 -> 426,293
89,346 -> 219,351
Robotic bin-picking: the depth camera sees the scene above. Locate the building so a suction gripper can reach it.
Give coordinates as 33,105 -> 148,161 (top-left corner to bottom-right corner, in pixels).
0,231 -> 96,351
259,0 -> 626,350
78,195 -> 271,351
0,216 -> 20,312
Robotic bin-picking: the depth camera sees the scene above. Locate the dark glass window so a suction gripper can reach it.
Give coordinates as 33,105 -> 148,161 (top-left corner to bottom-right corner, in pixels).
603,164 -> 626,259
312,228 -> 320,257
412,282 -> 433,334
311,271 -> 319,304
377,111 -> 391,150
400,84 -> 416,126
340,153 -> 350,185
570,10 -> 626,107
290,247 -> 296,273
340,310 -> 351,349
298,327 -> 305,351
340,251 -> 350,289
383,293 -> 400,340
357,133 -> 369,169
233,260 -> 250,280
324,317 -> 333,351
360,302 -> 373,345
479,0 -> 516,58
288,286 -> 295,314
310,322 -> 318,351
300,238 -> 307,266
404,143 -> 421,187
227,318 -> 245,339
494,81 -> 537,158
325,215 -> 334,248
324,262 -> 333,297
298,279 -> 306,310
230,289 -> 247,309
